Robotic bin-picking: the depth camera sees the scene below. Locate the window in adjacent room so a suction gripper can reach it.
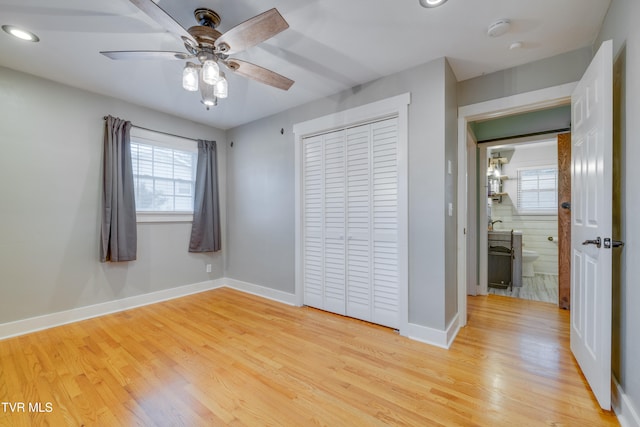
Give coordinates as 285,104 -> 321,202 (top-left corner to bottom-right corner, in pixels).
516,166 -> 558,215
130,127 -> 197,222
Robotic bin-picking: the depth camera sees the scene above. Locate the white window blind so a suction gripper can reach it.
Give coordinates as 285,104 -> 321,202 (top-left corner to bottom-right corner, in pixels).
517,166 -> 558,214
129,128 -> 197,221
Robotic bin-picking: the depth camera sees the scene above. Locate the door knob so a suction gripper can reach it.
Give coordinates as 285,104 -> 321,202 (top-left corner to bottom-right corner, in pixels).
582,237 -> 601,248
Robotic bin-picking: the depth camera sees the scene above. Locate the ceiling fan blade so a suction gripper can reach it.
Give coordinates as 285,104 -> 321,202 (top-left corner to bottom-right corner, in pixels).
215,8 -> 289,55
129,0 -> 196,45
225,59 -> 294,90
101,50 -> 193,60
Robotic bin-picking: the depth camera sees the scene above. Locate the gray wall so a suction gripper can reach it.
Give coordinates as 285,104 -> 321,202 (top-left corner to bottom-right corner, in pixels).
0,66 -> 226,324
458,47 -> 592,107
596,0 -> 640,415
225,117 -> 295,289
444,60 -> 458,326
226,57 -> 456,330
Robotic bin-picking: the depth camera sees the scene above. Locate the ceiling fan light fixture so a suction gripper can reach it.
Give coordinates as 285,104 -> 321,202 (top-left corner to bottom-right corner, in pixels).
214,72 -> 228,99
2,25 -> 39,42
418,0 -> 448,8
182,62 -> 199,92
202,59 -> 220,85
101,4 -> 295,110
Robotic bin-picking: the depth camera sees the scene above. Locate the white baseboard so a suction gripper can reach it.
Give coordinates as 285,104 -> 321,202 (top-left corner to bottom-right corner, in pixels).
2,276 -> 454,353
405,314 -> 460,349
224,278 -> 298,306
613,377 -> 640,427
0,278 -> 225,341
445,313 -> 461,348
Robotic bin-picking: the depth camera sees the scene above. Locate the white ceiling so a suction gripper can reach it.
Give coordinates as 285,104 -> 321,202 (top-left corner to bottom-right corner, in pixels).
0,0 -> 611,130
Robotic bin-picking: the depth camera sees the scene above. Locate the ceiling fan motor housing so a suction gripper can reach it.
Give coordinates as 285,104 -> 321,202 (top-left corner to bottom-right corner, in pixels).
194,8 -> 221,28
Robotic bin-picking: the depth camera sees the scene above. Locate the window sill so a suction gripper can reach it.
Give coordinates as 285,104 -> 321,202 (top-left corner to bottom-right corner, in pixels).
136,212 -> 193,223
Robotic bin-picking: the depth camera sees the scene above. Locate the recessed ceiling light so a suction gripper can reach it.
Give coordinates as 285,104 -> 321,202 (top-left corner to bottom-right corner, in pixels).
2,25 -> 40,42
419,0 -> 448,8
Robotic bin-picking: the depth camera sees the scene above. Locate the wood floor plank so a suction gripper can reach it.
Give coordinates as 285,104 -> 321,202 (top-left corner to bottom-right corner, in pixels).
0,288 -> 619,426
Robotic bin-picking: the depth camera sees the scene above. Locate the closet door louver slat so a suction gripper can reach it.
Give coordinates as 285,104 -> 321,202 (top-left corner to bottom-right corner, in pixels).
346,125 -> 372,321
323,130 -> 346,315
302,135 -> 324,308
372,118 -> 399,327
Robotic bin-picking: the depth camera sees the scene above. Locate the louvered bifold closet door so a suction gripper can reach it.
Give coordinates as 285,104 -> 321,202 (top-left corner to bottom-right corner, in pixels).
302,135 -> 324,308
345,125 -> 372,322
371,118 -> 399,328
302,118 -> 399,329
322,130 -> 347,314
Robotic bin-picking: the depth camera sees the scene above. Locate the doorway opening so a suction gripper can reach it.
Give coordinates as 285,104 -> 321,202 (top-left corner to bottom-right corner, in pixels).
482,136 -> 561,304
456,83 -> 576,327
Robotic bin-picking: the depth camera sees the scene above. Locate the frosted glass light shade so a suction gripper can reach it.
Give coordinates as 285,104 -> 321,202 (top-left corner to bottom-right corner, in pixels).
201,83 -> 216,106
202,60 -> 220,85
182,63 -> 199,91
214,73 -> 228,99
199,71 -> 217,108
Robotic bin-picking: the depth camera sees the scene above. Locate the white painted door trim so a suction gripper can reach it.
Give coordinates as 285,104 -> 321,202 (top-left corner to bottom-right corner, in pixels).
293,93 -> 410,334
456,83 -> 576,327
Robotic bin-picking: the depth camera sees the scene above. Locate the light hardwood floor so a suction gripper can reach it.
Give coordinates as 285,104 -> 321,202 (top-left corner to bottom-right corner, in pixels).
0,288 -> 619,426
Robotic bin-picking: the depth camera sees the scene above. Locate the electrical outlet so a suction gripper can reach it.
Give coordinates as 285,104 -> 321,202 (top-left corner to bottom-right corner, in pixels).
206,264 -> 212,273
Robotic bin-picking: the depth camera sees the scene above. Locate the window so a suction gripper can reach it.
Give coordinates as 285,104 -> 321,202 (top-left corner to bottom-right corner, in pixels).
517,166 -> 558,214
130,127 -> 197,222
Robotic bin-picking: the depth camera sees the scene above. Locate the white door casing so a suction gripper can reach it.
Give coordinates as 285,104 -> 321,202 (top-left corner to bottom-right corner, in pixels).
570,39 -> 613,410
457,83 -> 576,327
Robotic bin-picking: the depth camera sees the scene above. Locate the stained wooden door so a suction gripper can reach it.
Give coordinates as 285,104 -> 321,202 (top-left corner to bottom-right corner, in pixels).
557,133 -> 571,309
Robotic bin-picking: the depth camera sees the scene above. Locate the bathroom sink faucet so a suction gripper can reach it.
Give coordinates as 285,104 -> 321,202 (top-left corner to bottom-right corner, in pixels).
489,219 -> 502,230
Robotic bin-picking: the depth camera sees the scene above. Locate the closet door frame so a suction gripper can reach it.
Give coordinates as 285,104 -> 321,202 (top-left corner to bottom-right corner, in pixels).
293,93 -> 410,335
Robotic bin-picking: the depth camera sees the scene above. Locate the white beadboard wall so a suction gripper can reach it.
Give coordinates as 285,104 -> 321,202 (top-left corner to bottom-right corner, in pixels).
489,140 -> 558,275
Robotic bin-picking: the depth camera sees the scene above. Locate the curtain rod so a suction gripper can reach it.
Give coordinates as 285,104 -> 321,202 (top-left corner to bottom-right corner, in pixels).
103,116 -> 199,142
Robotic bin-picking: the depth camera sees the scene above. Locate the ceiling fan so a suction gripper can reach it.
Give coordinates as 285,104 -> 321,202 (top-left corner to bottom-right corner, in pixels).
101,0 -> 294,109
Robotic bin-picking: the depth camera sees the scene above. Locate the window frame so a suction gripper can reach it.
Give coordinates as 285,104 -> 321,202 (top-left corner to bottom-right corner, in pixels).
130,127 -> 197,223
515,165 -> 558,215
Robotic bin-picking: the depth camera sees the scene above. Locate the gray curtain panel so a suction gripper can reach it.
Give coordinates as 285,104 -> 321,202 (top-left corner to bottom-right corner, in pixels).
100,115 -> 137,262
189,140 -> 221,252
